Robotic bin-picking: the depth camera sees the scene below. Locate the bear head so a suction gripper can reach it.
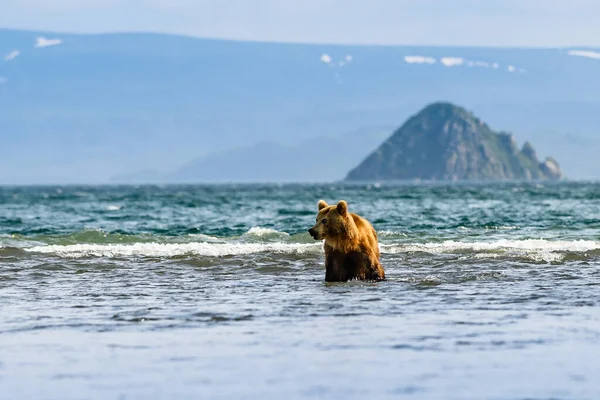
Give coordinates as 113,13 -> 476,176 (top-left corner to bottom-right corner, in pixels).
308,199 -> 355,243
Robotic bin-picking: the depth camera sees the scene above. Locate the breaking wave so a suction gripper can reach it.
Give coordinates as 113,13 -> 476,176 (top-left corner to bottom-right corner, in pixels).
25,242 -> 322,258
383,239 -> 600,263
17,238 -> 600,262
243,226 -> 290,238
387,239 -> 599,253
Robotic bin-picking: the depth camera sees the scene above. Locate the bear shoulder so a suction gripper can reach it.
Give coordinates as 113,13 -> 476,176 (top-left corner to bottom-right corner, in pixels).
351,212 -> 375,234
350,213 -> 379,248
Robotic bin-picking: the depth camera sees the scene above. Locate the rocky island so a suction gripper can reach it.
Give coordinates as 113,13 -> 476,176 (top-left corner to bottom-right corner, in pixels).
345,102 -> 562,181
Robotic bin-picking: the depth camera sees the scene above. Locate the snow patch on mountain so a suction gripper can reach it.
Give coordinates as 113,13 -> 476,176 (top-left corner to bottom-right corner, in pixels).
404,55 -> 522,72
4,50 -> 20,61
404,56 -> 436,64
35,37 -> 63,48
568,50 -> 600,60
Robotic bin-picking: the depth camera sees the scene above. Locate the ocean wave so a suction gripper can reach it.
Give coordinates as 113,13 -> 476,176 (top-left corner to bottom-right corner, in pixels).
0,246 -> 27,256
14,236 -> 600,263
383,239 -> 600,263
25,242 -> 321,258
184,233 -> 225,243
2,228 -> 297,249
0,234 -> 46,249
378,230 -> 409,238
243,226 -> 290,238
389,239 -> 600,253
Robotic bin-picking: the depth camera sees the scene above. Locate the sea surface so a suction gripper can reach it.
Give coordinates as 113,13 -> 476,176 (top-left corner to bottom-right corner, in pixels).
1,182 -> 599,400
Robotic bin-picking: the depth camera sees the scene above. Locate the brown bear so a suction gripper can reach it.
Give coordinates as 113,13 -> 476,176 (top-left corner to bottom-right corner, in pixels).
308,200 -> 385,282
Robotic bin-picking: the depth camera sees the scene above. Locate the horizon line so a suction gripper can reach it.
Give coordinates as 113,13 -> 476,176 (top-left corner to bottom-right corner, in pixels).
1,27 -> 598,51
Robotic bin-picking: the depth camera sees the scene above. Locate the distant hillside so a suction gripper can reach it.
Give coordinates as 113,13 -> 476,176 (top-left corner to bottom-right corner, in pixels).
1,29 -> 600,183
112,127 -> 393,183
346,103 -> 562,181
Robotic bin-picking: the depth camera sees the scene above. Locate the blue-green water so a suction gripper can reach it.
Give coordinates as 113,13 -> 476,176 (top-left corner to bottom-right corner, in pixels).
1,183 -> 599,399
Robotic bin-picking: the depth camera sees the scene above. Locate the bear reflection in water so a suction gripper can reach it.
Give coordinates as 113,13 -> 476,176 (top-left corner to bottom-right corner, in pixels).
308,200 -> 385,282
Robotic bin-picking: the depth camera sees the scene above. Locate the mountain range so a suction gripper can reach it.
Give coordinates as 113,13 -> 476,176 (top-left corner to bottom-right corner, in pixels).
1,29 -> 600,183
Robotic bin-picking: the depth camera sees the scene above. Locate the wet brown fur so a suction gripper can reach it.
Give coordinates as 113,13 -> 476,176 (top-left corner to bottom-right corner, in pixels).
308,200 -> 385,282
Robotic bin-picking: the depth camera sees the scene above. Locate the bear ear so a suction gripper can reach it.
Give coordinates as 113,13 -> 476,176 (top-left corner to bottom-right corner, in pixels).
318,200 -> 329,210
336,200 -> 348,215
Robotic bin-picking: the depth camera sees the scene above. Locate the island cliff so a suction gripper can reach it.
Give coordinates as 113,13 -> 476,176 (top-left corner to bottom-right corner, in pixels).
346,103 -> 562,181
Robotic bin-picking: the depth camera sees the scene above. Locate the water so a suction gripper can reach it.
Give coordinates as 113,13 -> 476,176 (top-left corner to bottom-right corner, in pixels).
1,182 -> 599,399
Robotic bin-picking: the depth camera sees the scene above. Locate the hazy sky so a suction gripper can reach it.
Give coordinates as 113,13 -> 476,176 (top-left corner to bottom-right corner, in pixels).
2,0 -> 600,47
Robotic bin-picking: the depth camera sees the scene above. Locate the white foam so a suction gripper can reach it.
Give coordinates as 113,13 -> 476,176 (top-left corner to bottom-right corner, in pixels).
106,205 -> 122,211
244,226 -> 289,237
387,239 -> 599,253
4,50 -> 20,61
507,65 -> 517,73
184,233 -> 224,244
441,57 -> 464,67
490,226 -> 518,231
378,230 -> 408,237
320,54 -> 332,63
382,239 -> 599,263
567,50 -> 600,60
25,242 -> 321,258
24,237 -> 597,262
35,37 -> 62,48
404,55 -> 436,64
